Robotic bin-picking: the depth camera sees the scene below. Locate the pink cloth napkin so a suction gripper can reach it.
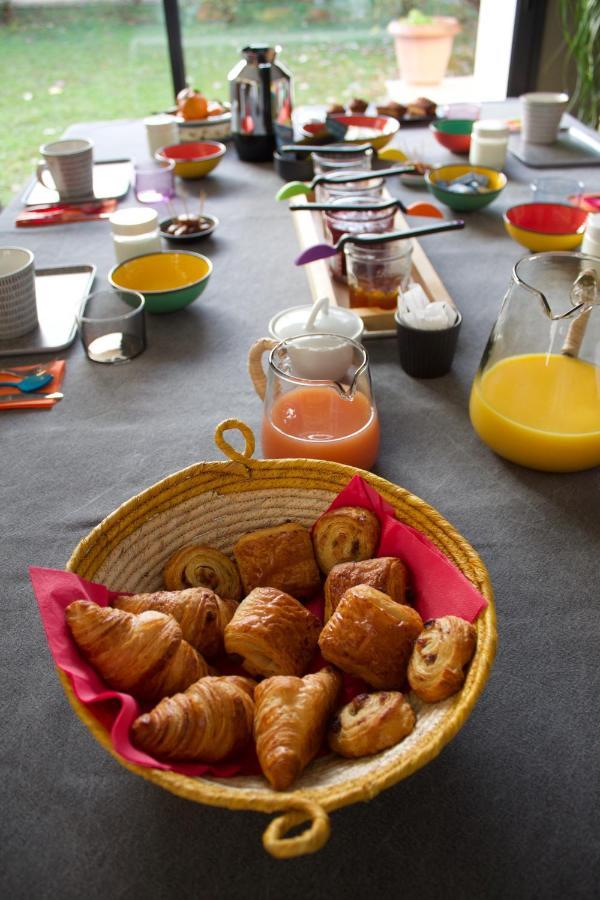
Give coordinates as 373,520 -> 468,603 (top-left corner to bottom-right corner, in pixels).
30,475 -> 487,775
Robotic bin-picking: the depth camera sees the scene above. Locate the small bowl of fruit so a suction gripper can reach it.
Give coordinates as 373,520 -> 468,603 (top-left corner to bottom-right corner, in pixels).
174,88 -> 232,142
160,213 -> 219,242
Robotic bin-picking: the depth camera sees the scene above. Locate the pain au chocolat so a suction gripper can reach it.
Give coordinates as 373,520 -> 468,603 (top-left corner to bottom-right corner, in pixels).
224,587 -> 321,678
408,615 -> 477,703
233,522 -> 321,599
312,506 -> 381,575
328,691 -> 416,758
163,545 -> 242,602
318,584 -> 423,689
323,556 -> 408,621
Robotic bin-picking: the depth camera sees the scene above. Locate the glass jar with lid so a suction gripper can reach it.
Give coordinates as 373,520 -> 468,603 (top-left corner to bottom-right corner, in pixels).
468,120 -> 510,171
312,145 -> 373,176
110,208 -> 162,264
344,238 -> 414,310
316,170 -> 384,203
324,196 -> 397,282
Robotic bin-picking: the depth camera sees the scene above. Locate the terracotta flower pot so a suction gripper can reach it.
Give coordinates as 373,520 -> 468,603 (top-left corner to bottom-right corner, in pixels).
387,16 -> 461,85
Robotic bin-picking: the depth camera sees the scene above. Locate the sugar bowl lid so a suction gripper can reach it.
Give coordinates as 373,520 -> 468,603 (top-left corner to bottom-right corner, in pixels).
268,297 -> 364,341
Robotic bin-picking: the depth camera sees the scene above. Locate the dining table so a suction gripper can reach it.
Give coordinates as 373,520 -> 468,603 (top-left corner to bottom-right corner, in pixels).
1,103 -> 598,900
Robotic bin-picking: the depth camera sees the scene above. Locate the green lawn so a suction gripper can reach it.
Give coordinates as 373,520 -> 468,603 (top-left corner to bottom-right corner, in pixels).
0,2 -> 477,207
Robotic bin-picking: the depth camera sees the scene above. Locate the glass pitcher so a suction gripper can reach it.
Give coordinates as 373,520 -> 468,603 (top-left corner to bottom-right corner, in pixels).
469,251 -> 600,472
248,335 -> 380,470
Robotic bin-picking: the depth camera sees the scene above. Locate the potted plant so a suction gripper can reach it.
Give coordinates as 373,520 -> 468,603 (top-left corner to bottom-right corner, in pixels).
387,9 -> 461,85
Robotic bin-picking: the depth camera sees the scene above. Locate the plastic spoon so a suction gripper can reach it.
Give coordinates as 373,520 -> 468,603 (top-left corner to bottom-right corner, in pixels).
0,373 -> 53,392
275,165 -> 416,201
294,220 -> 465,266
280,143 -> 408,163
288,197 -> 444,218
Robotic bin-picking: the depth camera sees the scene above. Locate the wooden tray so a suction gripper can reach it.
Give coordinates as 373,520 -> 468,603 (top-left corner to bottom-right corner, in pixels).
291,192 -> 455,336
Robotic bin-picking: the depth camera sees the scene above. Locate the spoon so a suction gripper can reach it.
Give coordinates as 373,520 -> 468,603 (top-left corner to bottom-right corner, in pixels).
0,373 -> 53,392
275,165 -> 416,201
280,143 -> 408,163
0,365 -> 49,379
288,197 -> 444,218
294,220 -> 465,266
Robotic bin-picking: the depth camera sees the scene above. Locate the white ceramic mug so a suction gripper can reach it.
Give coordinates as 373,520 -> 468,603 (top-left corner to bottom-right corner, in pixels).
37,138 -> 94,200
520,93 -> 569,145
0,248 -> 38,340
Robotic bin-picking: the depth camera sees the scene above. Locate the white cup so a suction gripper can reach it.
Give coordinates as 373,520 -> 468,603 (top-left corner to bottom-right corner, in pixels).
37,138 -> 94,200
286,333 -> 356,382
0,248 -> 38,340
520,92 -> 569,145
144,114 -> 178,158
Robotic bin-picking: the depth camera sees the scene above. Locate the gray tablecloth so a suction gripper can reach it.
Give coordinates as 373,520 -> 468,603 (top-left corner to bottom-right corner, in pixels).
1,114 -> 598,900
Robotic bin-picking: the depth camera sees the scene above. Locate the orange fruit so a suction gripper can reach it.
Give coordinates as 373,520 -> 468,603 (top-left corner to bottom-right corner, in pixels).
177,90 -> 209,121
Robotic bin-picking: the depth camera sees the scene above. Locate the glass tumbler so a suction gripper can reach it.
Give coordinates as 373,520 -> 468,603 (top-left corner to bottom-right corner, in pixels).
312,146 -> 373,176
134,158 -> 176,204
530,176 -> 585,206
77,288 -> 146,364
345,239 -> 414,310
315,170 -> 384,203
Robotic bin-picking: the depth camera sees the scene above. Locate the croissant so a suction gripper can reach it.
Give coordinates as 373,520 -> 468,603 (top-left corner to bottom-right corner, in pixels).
408,615 -> 477,703
312,506 -> 381,575
324,556 -> 408,621
328,691 -> 416,758
65,600 -> 209,703
254,667 -> 342,790
233,522 -> 321,599
113,588 -> 237,660
318,585 -> 423,689
131,676 -> 255,761
224,587 -> 321,678
163,545 -> 242,602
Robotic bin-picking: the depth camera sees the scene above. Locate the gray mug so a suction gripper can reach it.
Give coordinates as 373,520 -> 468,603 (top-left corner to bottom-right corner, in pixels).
0,247 -> 38,340
36,138 -> 94,200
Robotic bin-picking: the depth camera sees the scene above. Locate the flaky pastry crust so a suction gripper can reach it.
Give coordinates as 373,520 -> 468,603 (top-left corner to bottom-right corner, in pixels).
324,556 -> 408,621
254,667 -> 342,790
163,545 -> 242,602
318,584 -> 423,689
224,587 -> 321,678
114,588 -> 237,660
233,522 -> 321,598
312,506 -> 381,575
408,615 -> 477,702
328,691 -> 416,757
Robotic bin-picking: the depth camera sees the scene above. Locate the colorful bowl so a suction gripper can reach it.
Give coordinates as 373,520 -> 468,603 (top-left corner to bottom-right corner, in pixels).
155,141 -> 226,179
109,251 -> 212,314
425,164 -> 507,211
429,119 -> 474,155
159,214 -> 219,242
503,203 -> 587,251
308,114 -> 400,150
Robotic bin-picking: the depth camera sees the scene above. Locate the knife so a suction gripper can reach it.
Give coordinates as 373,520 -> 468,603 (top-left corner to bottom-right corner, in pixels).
0,391 -> 63,402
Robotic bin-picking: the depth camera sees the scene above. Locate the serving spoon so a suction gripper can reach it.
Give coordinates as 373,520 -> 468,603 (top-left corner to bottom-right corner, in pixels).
0,373 -> 53,392
294,219 -> 465,266
275,165 -> 416,201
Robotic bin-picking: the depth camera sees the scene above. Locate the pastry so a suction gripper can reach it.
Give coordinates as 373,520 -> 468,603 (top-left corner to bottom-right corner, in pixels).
349,97 -> 368,113
408,615 -> 477,703
376,101 -> 406,120
114,587 -> 237,659
323,556 -> 408,621
131,676 -> 255,762
318,585 -> 423,689
233,522 -> 321,599
312,506 -> 380,575
65,600 -> 209,703
163,545 -> 242,602
328,691 -> 415,758
254,667 -> 342,790
224,587 -> 321,678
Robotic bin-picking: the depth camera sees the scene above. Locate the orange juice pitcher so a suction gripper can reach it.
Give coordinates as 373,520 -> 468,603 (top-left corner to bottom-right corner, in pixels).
469,252 -> 600,472
248,334 -> 380,470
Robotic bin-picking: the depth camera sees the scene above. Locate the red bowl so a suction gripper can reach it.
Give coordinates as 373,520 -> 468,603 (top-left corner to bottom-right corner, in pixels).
155,141 -> 226,178
429,119 -> 474,154
505,202 -> 588,234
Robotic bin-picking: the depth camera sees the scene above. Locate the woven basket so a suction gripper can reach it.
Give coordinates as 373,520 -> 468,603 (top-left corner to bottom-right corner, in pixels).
65,419 -> 496,859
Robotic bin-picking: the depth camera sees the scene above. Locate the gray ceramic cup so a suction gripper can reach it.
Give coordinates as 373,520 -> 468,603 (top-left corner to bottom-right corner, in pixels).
0,248 -> 38,340
36,138 -> 94,200
521,93 -> 569,145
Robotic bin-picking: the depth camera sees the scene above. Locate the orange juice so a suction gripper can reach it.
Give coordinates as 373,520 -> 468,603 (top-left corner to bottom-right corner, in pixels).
469,353 -> 600,471
262,385 -> 380,469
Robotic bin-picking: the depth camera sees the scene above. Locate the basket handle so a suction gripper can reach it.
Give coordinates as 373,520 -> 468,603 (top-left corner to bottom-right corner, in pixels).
248,337 -> 277,401
214,419 -> 256,463
262,799 -> 330,859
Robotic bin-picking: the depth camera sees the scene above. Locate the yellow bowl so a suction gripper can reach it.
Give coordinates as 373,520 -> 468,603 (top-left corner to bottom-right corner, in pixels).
155,141 -> 226,179
109,251 -> 212,313
503,202 -> 587,251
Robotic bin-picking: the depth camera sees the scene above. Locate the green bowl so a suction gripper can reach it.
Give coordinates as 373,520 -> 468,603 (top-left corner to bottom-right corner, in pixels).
109,250 -> 212,314
425,164 -> 507,212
